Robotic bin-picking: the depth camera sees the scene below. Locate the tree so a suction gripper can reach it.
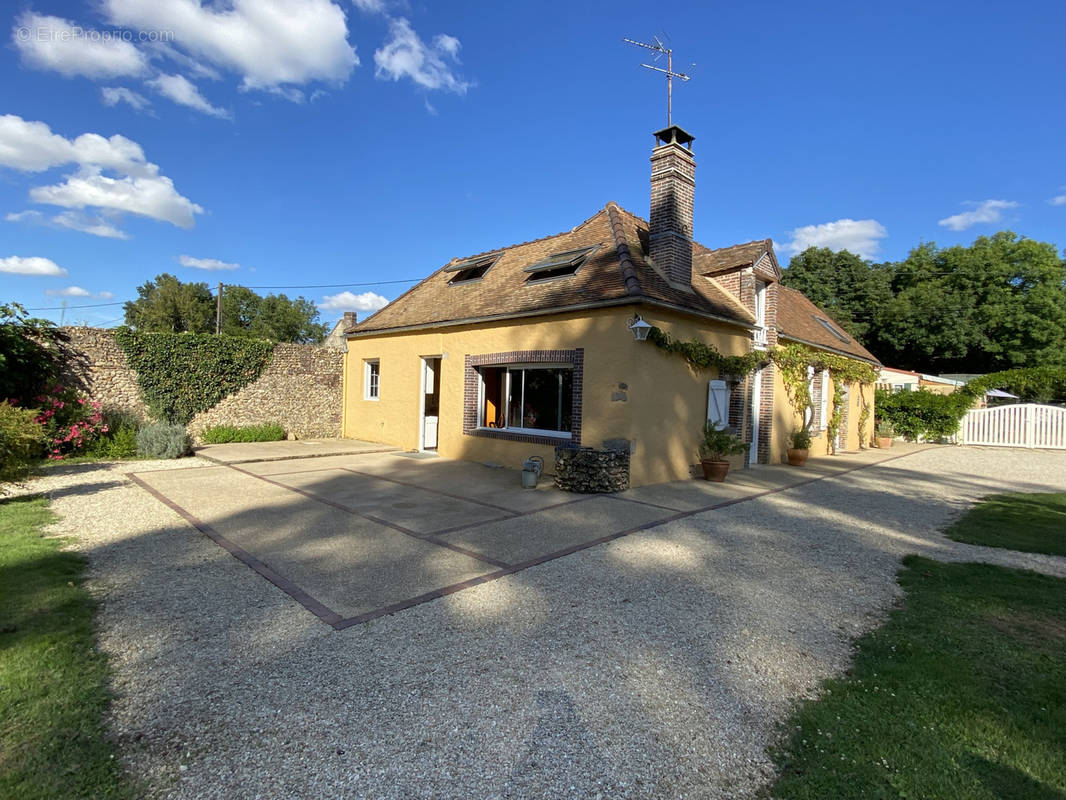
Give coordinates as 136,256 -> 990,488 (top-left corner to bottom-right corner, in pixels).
123,275 -> 327,343
124,273 -> 214,333
219,287 -> 327,343
780,247 -> 891,343
0,303 -> 76,405
876,233 -> 1066,373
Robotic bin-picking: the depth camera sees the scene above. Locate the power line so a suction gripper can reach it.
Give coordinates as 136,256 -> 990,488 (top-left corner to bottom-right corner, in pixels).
23,278 -> 422,310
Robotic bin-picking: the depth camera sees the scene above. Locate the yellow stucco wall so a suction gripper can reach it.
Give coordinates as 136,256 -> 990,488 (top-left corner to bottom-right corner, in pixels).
771,370 -> 876,460
343,306 -> 753,486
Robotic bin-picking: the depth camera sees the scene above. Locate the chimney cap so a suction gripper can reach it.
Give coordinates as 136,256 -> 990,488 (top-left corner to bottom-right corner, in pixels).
653,125 -> 695,149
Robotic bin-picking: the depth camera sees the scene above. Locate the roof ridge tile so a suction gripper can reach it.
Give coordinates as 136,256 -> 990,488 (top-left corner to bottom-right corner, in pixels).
605,202 -> 643,297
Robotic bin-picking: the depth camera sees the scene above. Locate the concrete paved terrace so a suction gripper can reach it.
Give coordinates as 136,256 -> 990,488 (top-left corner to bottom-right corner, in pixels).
128,442 -> 927,629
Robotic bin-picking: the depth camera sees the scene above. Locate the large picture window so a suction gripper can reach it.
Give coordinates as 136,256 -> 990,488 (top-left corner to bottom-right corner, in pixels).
479,365 -> 573,436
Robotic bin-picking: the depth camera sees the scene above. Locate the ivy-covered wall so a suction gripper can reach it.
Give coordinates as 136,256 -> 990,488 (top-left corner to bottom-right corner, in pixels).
61,328 -> 344,441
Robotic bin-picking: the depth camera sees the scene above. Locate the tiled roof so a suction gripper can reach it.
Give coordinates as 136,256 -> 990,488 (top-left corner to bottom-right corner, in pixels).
694,239 -> 772,275
775,285 -> 880,364
353,203 -> 755,333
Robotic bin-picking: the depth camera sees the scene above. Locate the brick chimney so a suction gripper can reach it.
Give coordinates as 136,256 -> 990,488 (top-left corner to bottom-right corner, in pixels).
649,125 -> 696,286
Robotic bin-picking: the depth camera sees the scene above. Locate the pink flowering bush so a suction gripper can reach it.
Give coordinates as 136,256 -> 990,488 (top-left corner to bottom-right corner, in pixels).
32,385 -> 108,460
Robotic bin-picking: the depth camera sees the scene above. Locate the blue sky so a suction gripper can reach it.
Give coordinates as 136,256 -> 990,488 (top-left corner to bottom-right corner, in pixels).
1,0 -> 1064,328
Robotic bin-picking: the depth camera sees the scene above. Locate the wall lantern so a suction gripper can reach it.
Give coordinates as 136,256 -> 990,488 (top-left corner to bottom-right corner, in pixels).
628,315 -> 652,341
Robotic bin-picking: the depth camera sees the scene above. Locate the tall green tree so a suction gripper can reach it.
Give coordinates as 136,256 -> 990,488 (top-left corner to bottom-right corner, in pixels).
123,273 -> 214,333
780,247 -> 891,342
877,233 -> 1066,373
123,275 -> 327,343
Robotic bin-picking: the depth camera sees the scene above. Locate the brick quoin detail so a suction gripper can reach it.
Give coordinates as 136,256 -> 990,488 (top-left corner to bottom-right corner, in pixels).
463,349 -> 583,447
837,384 -> 850,451
757,363 -> 774,465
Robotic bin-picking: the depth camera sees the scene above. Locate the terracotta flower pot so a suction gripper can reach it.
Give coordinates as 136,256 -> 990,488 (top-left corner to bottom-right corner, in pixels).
876,436 -> 893,449
700,459 -> 730,482
787,447 -> 809,466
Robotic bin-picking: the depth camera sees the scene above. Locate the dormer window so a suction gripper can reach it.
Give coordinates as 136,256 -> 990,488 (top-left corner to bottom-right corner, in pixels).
815,316 -> 850,343
446,253 -> 500,285
753,280 -> 768,348
524,246 -> 597,282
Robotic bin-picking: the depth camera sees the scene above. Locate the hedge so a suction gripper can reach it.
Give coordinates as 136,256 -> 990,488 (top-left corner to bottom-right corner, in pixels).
114,330 -> 274,424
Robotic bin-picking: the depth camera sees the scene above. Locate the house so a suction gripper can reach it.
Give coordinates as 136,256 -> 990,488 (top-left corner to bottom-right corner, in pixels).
322,312 -> 357,350
342,126 -> 879,487
877,367 -> 921,392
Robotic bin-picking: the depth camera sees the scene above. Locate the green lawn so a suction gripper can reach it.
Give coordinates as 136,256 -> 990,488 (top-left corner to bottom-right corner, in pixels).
945,492 -> 1066,557
767,556 -> 1066,799
0,497 -> 131,800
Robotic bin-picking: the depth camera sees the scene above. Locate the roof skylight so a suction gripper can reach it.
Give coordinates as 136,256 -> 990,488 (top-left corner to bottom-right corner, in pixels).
524,246 -> 597,282
814,316 -> 850,343
446,253 -> 500,284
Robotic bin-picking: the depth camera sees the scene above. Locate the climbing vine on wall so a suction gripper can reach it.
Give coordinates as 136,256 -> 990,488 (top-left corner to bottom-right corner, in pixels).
646,327 -> 764,377
115,329 -> 275,424
646,330 -> 878,452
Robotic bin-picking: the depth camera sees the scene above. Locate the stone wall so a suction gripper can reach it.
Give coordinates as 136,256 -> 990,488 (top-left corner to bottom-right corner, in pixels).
62,328 -> 344,441
187,344 -> 343,440
553,446 -> 630,493
63,327 -> 150,418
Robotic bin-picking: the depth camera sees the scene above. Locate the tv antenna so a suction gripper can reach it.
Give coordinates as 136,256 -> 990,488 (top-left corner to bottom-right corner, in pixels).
623,35 -> 690,127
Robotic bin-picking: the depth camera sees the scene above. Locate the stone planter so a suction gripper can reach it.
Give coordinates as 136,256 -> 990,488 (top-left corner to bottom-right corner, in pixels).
554,446 -> 630,493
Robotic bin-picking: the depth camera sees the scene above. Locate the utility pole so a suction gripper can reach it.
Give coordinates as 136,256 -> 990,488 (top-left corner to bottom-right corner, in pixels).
623,36 -> 691,127
215,282 -> 223,335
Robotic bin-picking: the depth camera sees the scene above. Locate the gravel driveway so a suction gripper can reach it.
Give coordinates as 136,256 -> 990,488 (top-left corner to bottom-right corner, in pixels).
22,446 -> 1066,799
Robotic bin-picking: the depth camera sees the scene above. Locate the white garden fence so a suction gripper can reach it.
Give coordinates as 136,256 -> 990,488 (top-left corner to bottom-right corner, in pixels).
960,403 -> 1066,449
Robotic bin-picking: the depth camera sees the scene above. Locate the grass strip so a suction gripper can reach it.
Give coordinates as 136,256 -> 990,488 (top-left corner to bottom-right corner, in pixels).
767,556 -> 1066,799
945,492 -> 1066,557
0,497 -> 131,800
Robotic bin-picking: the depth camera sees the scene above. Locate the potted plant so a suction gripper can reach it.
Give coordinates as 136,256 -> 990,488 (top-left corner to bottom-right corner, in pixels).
875,420 -> 894,449
698,420 -> 746,482
787,427 -> 811,466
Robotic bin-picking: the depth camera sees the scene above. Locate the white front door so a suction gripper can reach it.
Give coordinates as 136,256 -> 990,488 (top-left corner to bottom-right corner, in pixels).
750,368 -> 761,465
420,357 -> 440,450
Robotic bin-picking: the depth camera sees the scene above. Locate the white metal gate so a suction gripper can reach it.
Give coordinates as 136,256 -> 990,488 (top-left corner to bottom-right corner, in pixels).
960,403 -> 1066,449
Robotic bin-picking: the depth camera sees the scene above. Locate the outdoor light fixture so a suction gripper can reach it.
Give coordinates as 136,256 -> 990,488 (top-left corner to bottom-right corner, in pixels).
628,315 -> 652,341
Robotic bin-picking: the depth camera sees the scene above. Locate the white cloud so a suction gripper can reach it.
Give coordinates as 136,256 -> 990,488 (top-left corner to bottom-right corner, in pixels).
937,199 -> 1018,231
0,114 -> 202,231
374,17 -> 471,94
351,0 -> 387,14
44,286 -> 115,299
782,218 -> 888,259
103,0 -> 358,91
0,256 -> 67,276
7,208 -> 130,239
30,169 -> 202,229
45,286 -> 92,297
13,12 -> 148,79
1049,194 -> 1066,206
101,86 -> 150,110
178,254 -> 240,271
320,290 -> 389,311
148,73 -> 230,118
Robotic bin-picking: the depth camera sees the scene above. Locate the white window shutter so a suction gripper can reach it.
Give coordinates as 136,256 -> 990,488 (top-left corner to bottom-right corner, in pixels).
707,380 -> 729,427
805,366 -> 815,428
820,370 -> 830,430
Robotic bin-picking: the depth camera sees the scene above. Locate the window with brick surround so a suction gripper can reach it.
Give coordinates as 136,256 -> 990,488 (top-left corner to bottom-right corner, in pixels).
478,365 -> 573,437
464,350 -> 583,446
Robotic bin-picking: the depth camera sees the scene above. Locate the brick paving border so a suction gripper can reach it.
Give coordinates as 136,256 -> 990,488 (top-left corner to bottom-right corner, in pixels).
129,449 -> 925,631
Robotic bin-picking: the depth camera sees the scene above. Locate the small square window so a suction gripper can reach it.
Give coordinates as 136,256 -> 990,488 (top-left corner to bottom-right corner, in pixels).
364,359 -> 380,400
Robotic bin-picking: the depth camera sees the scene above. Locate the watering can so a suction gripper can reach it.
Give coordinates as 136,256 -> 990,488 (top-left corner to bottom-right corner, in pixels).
521,456 -> 544,489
